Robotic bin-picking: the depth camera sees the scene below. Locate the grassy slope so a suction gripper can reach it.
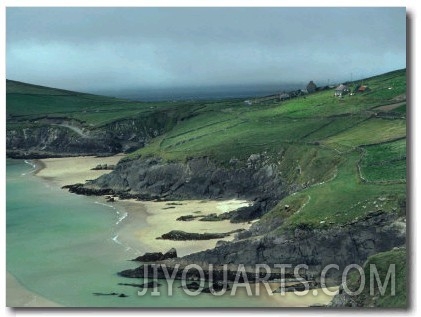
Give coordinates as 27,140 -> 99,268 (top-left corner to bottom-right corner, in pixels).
7,80 -> 178,127
127,69 -> 407,231
243,69 -> 406,231
7,69 -> 407,231
7,69 -> 407,307
345,248 -> 407,308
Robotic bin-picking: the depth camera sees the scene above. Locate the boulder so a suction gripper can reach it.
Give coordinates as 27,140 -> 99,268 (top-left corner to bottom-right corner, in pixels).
132,252 -> 165,262
163,248 -> 177,259
132,248 -> 177,262
157,229 -> 244,241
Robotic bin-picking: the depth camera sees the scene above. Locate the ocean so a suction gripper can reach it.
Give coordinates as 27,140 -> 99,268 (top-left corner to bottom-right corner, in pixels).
6,159 -> 282,307
94,84 -> 302,102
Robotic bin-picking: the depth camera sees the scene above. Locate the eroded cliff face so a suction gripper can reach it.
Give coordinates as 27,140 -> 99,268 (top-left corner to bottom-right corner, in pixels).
182,211 -> 405,281
93,157 -> 281,198
6,125 -> 119,157
81,155 -> 286,221
52,145 -> 405,288
6,116 -> 173,158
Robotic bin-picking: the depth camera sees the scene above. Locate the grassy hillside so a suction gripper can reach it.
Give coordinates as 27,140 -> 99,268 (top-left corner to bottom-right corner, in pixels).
126,69 -> 406,230
345,248 -> 407,308
7,69 -> 407,232
7,80 -> 180,127
6,69 -> 407,307
127,69 -> 406,162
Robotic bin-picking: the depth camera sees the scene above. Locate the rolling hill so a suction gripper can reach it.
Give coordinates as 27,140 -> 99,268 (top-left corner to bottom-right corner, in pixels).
6,68 -> 407,307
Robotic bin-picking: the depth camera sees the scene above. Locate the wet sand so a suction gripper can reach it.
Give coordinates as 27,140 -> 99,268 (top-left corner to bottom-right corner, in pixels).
35,154 -> 125,187
117,198 -> 252,257
35,155 -> 253,257
6,272 -> 61,307
31,155 -> 338,307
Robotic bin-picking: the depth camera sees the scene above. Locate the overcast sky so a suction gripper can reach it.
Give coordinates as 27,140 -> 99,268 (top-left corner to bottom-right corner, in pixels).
6,7 -> 406,93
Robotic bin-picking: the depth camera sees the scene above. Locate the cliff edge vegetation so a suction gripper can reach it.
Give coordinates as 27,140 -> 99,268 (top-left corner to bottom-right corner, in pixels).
6,69 -> 407,307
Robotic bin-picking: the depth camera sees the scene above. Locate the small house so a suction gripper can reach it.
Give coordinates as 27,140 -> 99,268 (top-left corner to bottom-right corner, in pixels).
306,81 -> 317,93
334,84 -> 349,97
357,85 -> 370,93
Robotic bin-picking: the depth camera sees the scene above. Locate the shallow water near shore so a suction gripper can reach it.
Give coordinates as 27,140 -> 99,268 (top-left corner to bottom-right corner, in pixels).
6,159 -> 336,307
6,160 -> 277,307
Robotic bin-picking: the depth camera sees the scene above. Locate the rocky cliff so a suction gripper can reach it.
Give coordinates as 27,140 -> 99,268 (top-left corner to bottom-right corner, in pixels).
77,155 -> 287,221
6,125 -> 119,158
117,210 -> 405,289
182,211 -> 406,282
76,152 -> 406,288
6,115 -> 174,158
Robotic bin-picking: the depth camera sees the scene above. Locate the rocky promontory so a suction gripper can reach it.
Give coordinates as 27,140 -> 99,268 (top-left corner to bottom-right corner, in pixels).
119,210 -> 405,287
132,248 -> 178,262
68,155 -> 288,222
156,229 -> 244,241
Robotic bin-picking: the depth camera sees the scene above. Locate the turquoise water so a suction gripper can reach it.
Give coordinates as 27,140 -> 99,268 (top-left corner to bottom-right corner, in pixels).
6,160 -> 278,307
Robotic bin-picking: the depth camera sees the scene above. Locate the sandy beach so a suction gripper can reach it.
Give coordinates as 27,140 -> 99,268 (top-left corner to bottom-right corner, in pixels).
35,154 -> 254,257
30,155 -> 337,307
117,198 -> 252,257
35,154 -> 125,187
6,272 -> 61,307
267,285 -> 339,307
224,283 -> 339,307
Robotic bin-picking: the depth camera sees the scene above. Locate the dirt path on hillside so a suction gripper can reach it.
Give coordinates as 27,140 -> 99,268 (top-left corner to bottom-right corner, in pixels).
50,123 -> 90,138
372,101 -> 406,112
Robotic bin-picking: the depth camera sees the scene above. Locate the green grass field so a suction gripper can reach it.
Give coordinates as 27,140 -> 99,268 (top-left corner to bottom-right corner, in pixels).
345,248 -> 407,308
7,68 -> 407,232
6,69 -> 407,308
360,139 -> 406,182
272,151 -> 405,230
6,79 -> 177,127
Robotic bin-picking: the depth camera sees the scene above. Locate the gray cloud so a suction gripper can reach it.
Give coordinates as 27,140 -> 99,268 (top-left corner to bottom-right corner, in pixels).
6,7 -> 406,93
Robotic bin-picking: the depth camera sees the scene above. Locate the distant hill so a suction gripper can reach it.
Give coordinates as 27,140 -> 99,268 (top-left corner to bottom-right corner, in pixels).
6,68 -> 407,307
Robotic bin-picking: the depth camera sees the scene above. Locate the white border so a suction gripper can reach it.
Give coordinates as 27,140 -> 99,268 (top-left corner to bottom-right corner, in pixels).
1,1 -> 418,317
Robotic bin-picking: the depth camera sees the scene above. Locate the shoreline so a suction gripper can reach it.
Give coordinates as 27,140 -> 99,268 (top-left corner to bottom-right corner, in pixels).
34,154 -> 125,187
6,272 -> 62,307
14,155 -> 337,307
116,198 -> 252,257
32,154 -> 255,257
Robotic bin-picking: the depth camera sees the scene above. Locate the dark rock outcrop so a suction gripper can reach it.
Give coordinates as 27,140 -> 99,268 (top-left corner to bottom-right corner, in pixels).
118,281 -> 162,289
92,164 -> 115,171
118,263 -> 297,281
6,113 -> 176,158
229,198 -> 270,223
202,281 -> 231,294
119,211 -> 405,291
164,248 -> 178,259
327,284 -> 358,307
272,281 -> 317,293
157,229 -> 244,241
62,183 -> 116,196
92,292 -> 128,298
179,282 -> 201,291
182,211 -> 406,283
177,215 -> 200,221
132,248 -> 178,262
74,155 -> 286,222
6,125 -> 121,158
177,212 -> 233,222
92,292 -> 118,296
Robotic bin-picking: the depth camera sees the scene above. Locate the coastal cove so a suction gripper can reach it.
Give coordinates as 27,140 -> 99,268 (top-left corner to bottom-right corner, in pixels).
6,157 -> 337,307
5,7 -> 408,308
